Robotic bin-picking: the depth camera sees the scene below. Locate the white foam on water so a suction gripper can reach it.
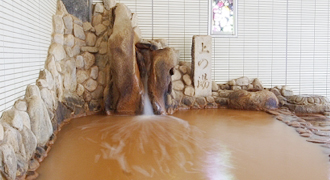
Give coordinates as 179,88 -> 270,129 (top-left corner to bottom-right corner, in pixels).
143,78 -> 154,115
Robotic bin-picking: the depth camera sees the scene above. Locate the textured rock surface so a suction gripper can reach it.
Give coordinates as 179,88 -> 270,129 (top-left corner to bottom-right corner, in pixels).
20,126 -> 37,161
105,3 -> 143,115
1,109 -> 24,131
228,90 -> 279,110
63,59 -> 77,92
286,95 -> 330,114
86,33 -> 96,46
49,43 -> 66,61
73,24 -> 85,40
103,0 -> 116,10
82,52 -> 95,69
235,76 -> 250,86
148,48 -> 177,114
53,15 -> 64,34
25,85 -> 53,146
0,144 -> 17,180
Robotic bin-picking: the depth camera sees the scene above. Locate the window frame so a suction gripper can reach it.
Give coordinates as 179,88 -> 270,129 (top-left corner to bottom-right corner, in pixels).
208,0 -> 238,38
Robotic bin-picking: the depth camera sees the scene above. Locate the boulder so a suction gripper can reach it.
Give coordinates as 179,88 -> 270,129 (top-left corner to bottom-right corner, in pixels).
86,33 -> 96,46
90,66 -> 99,79
74,37 -> 86,47
38,69 -> 54,90
182,96 -> 195,107
171,68 -> 181,81
77,84 -> 85,96
235,76 -> 250,86
103,0 -> 116,10
212,81 -> 219,92
62,92 -> 85,116
40,88 -> 55,111
219,84 -> 230,90
63,15 -> 73,34
64,34 -> 75,47
65,44 -> 80,57
83,22 -> 93,31
92,14 -> 103,27
81,46 -> 99,53
215,97 -> 229,106
54,101 -> 72,131
53,15 -> 64,34
76,55 -> 85,69
94,3 -> 104,14
228,90 -> 278,110
95,54 -> 108,69
0,123 -> 3,142
184,86 -> 195,96
16,111 -> 30,130
45,55 -> 59,78
105,3 -> 143,115
14,100 -> 27,112
1,109 -> 24,131
172,80 -> 184,91
63,59 -> 77,92
0,144 -> 17,180
73,24 -> 85,40
102,20 -> 110,26
53,34 -> 64,45
56,0 -> 69,16
252,78 -> 263,90
49,43 -> 66,61
72,15 -> 83,26
20,126 -> 37,161
2,124 -> 26,161
95,24 -> 107,36
281,86 -> 294,97
196,97 -> 207,107
148,48 -> 178,114
131,13 -> 139,27
25,85 -> 53,146
97,71 -> 105,85
84,78 -> 98,92
99,41 -> 108,54
286,95 -> 330,114
77,70 -> 89,84
182,74 -> 192,86
206,96 -> 215,103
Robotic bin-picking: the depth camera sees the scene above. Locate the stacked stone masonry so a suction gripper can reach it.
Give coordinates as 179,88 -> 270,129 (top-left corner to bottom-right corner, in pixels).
0,0 -> 330,179
0,0 -> 120,179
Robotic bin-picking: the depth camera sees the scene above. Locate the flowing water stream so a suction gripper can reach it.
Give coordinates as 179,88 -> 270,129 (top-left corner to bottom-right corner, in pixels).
37,109 -> 330,180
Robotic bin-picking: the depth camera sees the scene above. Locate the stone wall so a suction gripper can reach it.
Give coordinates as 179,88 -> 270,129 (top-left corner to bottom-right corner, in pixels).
0,0 -> 124,179
0,0 -> 329,179
168,63 -> 330,115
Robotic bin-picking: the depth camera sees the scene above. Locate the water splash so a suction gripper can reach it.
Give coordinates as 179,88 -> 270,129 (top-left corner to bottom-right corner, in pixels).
143,78 -> 154,115
77,115 -> 232,179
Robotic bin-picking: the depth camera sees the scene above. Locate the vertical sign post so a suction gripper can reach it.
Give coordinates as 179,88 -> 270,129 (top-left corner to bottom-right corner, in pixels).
191,35 -> 212,97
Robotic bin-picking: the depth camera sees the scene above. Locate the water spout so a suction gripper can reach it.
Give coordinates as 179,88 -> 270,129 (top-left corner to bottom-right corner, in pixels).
143,78 -> 154,115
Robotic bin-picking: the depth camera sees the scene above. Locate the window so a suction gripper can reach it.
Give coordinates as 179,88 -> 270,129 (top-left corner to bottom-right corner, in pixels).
208,0 -> 237,37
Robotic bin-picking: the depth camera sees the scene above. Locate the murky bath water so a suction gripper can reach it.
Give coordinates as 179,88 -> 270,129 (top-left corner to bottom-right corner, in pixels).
37,109 -> 330,180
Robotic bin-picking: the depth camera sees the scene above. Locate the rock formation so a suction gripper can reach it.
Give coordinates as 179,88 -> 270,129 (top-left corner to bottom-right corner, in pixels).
136,41 -> 178,114
104,3 -> 144,115
228,90 -> 279,110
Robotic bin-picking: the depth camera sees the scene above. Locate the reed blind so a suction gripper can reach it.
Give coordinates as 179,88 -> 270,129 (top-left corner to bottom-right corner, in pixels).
0,0 -> 56,115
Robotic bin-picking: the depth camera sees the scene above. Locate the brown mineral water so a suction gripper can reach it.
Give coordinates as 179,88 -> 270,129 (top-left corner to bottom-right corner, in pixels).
37,109 -> 330,180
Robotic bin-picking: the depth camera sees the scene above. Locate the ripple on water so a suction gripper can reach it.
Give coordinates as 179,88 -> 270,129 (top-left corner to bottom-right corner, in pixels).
76,115 -> 232,179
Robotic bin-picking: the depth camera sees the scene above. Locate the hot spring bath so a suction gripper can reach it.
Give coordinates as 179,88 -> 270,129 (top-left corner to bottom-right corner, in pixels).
37,109 -> 329,180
